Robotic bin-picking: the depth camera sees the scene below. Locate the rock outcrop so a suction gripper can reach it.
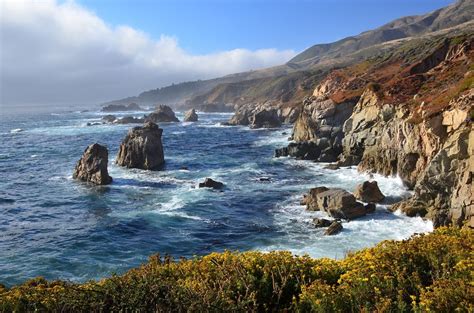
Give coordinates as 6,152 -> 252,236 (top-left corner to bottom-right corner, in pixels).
73,143 -> 112,185
305,187 -> 372,220
116,122 -> 165,170
198,178 -> 224,189
390,97 -> 473,227
227,104 -> 282,128
184,109 -> 198,122
102,103 -> 142,112
145,105 -> 179,123
339,87 -> 443,189
354,181 -> 385,203
342,86 -> 473,227
275,73 -> 359,162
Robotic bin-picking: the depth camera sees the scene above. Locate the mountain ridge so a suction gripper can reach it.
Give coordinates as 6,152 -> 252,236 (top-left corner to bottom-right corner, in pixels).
103,0 -> 473,109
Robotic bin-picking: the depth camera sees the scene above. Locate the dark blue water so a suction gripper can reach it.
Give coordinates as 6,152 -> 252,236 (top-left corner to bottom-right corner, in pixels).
0,108 -> 432,286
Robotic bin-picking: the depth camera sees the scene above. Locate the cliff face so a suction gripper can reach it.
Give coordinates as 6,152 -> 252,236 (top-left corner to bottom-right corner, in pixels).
287,34 -> 474,227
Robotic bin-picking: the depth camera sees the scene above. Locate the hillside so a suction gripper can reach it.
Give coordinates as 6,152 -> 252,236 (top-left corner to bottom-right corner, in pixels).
103,0 -> 474,109
288,0 -> 474,67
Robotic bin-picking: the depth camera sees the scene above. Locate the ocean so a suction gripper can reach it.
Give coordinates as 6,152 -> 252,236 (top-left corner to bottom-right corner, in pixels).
0,107 -> 432,286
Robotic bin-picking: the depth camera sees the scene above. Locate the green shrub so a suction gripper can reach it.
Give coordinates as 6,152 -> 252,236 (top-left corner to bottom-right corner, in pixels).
1,228 -> 472,312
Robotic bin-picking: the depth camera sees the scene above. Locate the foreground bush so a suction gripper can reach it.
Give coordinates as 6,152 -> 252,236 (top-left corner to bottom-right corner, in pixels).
0,228 -> 472,312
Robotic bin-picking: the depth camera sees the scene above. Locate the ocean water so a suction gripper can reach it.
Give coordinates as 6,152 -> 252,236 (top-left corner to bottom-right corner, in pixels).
0,108 -> 433,286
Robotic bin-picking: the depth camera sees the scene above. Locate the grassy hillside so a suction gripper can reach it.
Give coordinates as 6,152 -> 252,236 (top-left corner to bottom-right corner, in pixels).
1,227 -> 472,312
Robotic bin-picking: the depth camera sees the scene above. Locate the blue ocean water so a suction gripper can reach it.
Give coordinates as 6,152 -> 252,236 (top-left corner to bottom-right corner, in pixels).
0,107 -> 432,286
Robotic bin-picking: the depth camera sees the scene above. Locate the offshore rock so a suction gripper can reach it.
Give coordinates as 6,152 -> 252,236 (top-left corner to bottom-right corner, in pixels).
101,102 -> 142,112
116,122 -> 165,170
354,181 -> 385,203
183,108 -> 198,122
73,143 -> 112,185
145,105 -> 179,123
198,178 -> 224,189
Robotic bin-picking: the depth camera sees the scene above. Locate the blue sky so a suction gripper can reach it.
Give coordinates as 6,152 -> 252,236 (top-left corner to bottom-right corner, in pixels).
77,0 -> 453,54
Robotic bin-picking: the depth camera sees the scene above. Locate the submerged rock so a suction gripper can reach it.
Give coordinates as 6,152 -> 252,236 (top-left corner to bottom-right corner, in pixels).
102,115 -> 117,123
313,218 -> 333,228
325,221 -> 343,235
145,105 -> 179,123
116,122 -> 165,170
354,181 -> 385,203
73,143 -> 112,185
198,178 -> 224,189
184,109 -> 198,122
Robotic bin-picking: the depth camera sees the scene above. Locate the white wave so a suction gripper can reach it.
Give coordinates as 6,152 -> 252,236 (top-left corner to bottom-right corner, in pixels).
252,129 -> 292,147
10,128 -> 23,133
260,195 -> 433,259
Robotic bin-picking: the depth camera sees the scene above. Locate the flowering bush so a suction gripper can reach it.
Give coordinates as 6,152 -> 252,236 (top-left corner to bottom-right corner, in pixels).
1,228 -> 472,312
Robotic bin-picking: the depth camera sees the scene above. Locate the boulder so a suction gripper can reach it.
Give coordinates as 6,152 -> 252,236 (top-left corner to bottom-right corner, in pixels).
184,109 -> 198,122
354,181 -> 385,203
305,187 -> 329,211
101,103 -> 142,112
198,178 -> 224,189
306,187 -> 370,220
116,122 -> 165,170
313,218 -> 332,228
145,105 -> 179,123
73,143 -> 112,185
324,221 -> 343,235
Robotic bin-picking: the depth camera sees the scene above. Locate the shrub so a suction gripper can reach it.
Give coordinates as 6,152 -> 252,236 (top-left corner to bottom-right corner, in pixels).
0,228 -> 472,312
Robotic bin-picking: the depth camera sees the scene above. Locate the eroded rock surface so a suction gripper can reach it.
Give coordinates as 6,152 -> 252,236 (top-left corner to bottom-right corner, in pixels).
305,187 -> 372,220
116,122 -> 165,170
73,143 -> 112,185
184,109 -> 198,122
145,105 -> 179,123
354,181 -> 385,203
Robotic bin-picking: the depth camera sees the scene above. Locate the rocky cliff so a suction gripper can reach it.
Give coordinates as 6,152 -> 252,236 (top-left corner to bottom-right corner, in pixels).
284,33 -> 474,227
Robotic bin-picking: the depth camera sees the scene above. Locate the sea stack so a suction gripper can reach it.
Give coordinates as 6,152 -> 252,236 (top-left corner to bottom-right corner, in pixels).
184,108 -> 198,122
145,105 -> 179,123
116,122 -> 165,170
73,143 -> 112,185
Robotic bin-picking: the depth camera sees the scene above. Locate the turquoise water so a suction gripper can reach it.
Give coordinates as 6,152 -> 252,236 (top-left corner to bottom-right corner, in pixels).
0,107 -> 432,286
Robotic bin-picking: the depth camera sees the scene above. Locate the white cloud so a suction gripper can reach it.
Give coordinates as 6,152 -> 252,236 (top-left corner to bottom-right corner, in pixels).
0,0 -> 296,106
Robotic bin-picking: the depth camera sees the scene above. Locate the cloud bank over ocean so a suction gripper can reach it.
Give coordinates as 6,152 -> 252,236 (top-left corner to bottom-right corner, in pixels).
1,0 -> 296,105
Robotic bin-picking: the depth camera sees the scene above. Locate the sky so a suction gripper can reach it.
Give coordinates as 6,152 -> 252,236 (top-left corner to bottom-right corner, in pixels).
1,0 -> 453,106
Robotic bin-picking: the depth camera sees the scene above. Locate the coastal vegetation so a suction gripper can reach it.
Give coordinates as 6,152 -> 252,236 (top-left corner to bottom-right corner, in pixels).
1,227 -> 472,312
